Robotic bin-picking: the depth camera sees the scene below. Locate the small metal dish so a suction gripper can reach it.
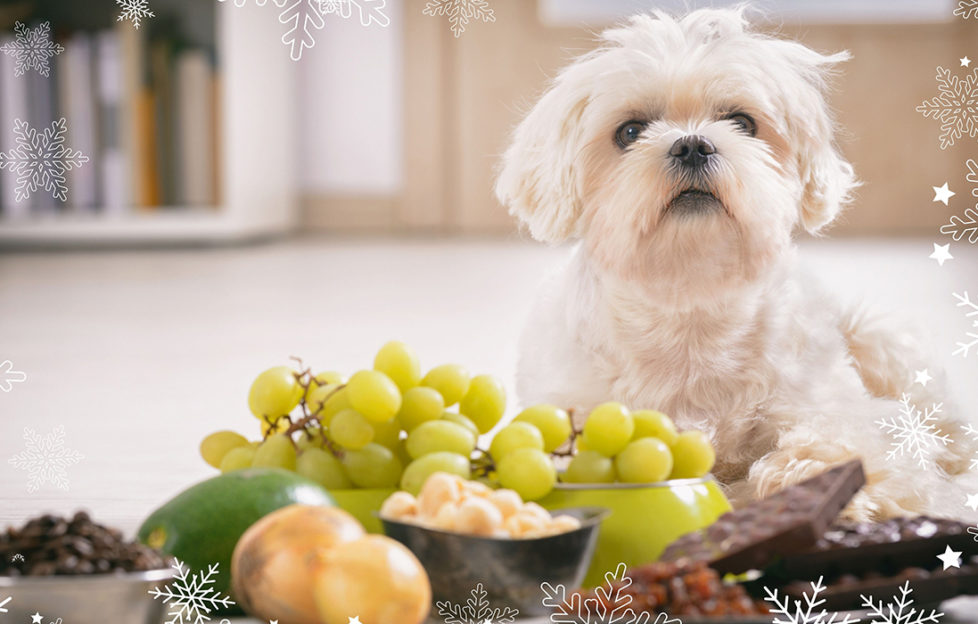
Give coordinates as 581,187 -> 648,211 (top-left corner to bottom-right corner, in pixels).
0,568 -> 175,624
381,506 -> 607,617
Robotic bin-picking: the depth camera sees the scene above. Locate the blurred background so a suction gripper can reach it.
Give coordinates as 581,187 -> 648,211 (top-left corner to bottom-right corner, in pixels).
1,0 -> 977,530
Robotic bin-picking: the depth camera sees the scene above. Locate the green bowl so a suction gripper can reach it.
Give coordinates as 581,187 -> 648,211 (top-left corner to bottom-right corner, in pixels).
329,488 -> 396,533
538,476 -> 731,587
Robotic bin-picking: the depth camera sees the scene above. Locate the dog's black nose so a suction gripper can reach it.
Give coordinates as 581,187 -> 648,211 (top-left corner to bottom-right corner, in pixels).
669,135 -> 716,169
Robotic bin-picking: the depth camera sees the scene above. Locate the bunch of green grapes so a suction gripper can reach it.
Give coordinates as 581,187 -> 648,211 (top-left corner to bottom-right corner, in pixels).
560,402 -> 716,485
199,341 -> 509,494
199,341 -> 717,503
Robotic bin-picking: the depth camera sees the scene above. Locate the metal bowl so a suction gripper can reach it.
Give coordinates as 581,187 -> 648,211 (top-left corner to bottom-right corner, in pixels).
0,568 -> 175,624
381,506 -> 606,617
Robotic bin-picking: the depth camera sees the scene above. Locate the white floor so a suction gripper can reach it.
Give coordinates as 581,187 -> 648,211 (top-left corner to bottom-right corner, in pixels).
1,235 -> 977,620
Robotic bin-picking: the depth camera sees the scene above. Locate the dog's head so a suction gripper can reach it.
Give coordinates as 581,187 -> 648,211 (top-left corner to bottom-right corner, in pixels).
495,8 -> 857,306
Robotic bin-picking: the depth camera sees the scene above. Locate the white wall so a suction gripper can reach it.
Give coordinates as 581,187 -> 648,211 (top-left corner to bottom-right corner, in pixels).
298,0 -> 404,195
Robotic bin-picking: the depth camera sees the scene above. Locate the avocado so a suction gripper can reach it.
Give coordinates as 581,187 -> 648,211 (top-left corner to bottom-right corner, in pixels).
138,468 -> 335,609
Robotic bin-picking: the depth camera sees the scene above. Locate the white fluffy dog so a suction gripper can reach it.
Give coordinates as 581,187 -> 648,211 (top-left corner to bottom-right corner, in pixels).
495,7 -> 977,521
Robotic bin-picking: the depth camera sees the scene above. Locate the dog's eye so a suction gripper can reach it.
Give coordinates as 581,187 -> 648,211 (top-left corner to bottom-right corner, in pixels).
725,113 -> 757,137
615,121 -> 647,148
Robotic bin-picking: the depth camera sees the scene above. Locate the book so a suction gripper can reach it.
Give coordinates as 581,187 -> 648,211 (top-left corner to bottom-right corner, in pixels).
150,36 -> 176,207
95,30 -> 129,215
175,49 -> 215,206
57,33 -> 99,212
0,35 -> 31,219
120,20 -> 159,209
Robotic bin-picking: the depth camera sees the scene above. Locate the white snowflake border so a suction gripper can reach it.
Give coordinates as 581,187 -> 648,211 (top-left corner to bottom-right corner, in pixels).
0,21 -> 64,78
424,0 -> 496,38
875,394 -> 950,470
0,359 -> 27,392
149,559 -> 234,624
955,1 -> 978,19
8,426 -> 85,493
916,66 -> 977,150
765,577 -> 942,624
117,0 -> 156,29
0,117 -> 90,203
542,562 -> 681,624
217,0 -> 389,62
436,582 -> 518,624
953,291 -> 978,358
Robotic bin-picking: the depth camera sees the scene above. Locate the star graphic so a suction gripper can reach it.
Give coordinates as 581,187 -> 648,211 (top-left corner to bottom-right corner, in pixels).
937,544 -> 962,570
271,621 -> 279,624
933,182 -> 955,205
962,56 -> 972,67
914,369 -> 933,387
929,243 -> 953,266
967,493 -> 978,511
31,613 -> 43,624
348,618 -> 362,624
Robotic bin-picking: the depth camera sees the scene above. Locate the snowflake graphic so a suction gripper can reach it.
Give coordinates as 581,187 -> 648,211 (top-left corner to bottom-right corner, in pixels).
219,0 -> 387,62
0,118 -> 90,203
542,562 -> 681,624
0,596 -> 10,613
764,577 -> 858,624
875,394 -> 951,470
953,291 -> 978,357
436,583 -> 519,624
424,0 -> 496,38
941,208 -> 978,243
0,22 -> 64,78
916,66 -> 978,150
964,424 -> 978,470
10,553 -> 24,563
956,0 -> 978,19
149,560 -> 235,624
8,426 -> 85,493
117,0 -> 155,29
0,359 -> 27,392
860,581 -> 942,624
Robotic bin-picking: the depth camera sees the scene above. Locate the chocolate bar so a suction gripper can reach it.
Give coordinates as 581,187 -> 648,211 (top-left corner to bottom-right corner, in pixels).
779,557 -> 978,612
659,459 -> 866,574
775,516 -> 974,579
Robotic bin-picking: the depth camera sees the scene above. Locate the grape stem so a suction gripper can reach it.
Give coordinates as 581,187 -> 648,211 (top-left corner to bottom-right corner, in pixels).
261,358 -> 346,457
550,408 -> 580,458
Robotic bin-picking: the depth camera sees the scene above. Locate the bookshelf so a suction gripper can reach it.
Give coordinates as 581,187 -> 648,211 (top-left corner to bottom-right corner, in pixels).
0,0 -> 297,246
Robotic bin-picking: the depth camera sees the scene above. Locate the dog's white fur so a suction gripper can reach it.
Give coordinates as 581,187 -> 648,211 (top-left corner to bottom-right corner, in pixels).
495,7 -> 978,521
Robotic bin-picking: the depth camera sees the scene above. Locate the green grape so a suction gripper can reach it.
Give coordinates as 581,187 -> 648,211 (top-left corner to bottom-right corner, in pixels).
405,420 -> 476,459
515,404 -> 572,452
296,431 -> 326,451
393,439 -> 413,467
297,447 -> 353,489
632,410 -> 679,446
458,374 -> 507,433
248,366 -> 303,421
496,448 -> 556,501
441,412 -> 479,437
373,341 -> 421,392
372,417 -> 403,450
200,430 -> 249,468
219,446 -> 256,473
330,409 -> 375,450
489,422 -> 544,460
615,438 -> 673,483
563,450 -> 616,484
399,452 -> 471,495
668,431 -> 716,479
305,371 -> 345,401
397,387 -> 445,432
421,364 -> 471,407
251,434 -> 297,471
314,386 -> 352,426
347,370 -> 402,423
342,443 -> 403,488
581,402 -> 634,457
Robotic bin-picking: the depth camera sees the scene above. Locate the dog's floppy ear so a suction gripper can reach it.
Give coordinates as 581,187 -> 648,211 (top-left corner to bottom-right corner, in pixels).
495,71 -> 591,243
778,45 -> 858,234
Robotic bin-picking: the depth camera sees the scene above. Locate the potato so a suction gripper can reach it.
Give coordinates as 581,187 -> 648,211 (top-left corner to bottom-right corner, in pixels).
314,535 -> 431,624
231,504 -> 365,624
